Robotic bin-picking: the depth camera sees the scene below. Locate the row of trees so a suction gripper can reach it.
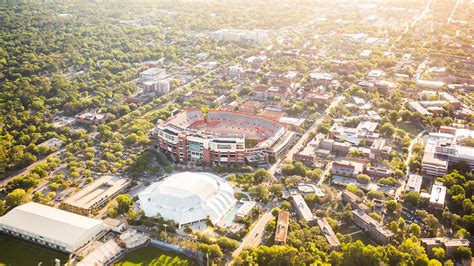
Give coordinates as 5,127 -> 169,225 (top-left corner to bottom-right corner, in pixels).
236,238 -> 471,265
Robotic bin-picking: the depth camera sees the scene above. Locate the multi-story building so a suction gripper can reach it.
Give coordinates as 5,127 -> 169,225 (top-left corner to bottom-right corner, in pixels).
309,72 -> 333,86
291,193 -> 316,225
329,121 -> 379,146
341,190 -> 371,213
210,29 -> 269,44
421,238 -> 470,258
331,160 -> 364,178
406,174 -> 423,193
138,68 -> 170,95
429,182 -> 447,210
364,166 -> 392,179
422,127 -> 474,178
75,112 -> 107,125
352,209 -> 393,244
138,68 -> 166,83
369,138 -> 392,160
153,109 -> 296,165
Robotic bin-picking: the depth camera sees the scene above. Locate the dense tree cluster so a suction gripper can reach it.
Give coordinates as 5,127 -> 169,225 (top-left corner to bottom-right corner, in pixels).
236,238 -> 461,266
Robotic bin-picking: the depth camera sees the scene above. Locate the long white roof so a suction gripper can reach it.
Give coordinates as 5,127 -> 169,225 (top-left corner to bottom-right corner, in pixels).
138,172 -> 236,226
0,202 -> 104,252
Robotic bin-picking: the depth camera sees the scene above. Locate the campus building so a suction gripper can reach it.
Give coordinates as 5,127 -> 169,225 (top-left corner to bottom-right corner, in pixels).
429,182 -> 447,210
62,175 -> 131,214
0,202 -> 105,253
341,190 -> 371,213
138,68 -> 171,95
422,127 -> 474,178
317,217 -> 341,250
138,172 -> 236,227
406,174 -> 423,193
352,209 -> 393,244
275,211 -> 290,245
421,238 -> 470,258
153,109 -> 296,165
291,193 -> 316,225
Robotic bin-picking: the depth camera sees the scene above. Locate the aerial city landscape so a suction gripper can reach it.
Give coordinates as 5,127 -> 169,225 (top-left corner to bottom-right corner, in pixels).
0,0 -> 473,265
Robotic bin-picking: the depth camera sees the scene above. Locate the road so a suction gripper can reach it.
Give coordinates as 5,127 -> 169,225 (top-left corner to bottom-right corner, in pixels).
231,211 -> 274,261
268,95 -> 344,175
394,130 -> 427,199
447,0 -> 460,24
0,149 -> 65,189
389,0 -> 433,52
318,161 -> 333,186
231,95 -> 345,263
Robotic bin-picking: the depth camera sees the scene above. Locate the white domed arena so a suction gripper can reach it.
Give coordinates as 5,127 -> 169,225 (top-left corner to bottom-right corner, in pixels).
138,172 -> 236,227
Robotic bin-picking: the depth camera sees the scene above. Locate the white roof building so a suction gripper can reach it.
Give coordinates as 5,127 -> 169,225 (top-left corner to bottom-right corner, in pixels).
406,174 -> 423,192
430,182 -> 447,210
0,202 -> 105,253
138,172 -> 236,227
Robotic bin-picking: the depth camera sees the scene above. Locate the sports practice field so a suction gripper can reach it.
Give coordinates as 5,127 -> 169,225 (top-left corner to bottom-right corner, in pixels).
114,246 -> 197,266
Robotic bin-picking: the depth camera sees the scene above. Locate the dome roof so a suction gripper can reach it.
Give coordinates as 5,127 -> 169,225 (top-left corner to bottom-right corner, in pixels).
138,172 -> 236,226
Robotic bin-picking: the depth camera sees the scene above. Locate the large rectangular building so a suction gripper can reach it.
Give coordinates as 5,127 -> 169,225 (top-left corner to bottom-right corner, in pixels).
0,202 -> 105,253
421,238 -> 470,258
429,182 -> 447,210
352,209 -> 393,244
275,211 -> 290,245
63,175 -> 131,214
406,174 -> 423,193
317,217 -> 341,250
341,190 -> 371,213
291,193 -> 316,225
422,127 -> 474,178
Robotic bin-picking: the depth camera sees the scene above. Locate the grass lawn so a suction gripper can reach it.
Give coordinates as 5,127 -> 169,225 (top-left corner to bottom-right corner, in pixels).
114,246 -> 197,266
351,231 -> 377,246
395,122 -> 422,137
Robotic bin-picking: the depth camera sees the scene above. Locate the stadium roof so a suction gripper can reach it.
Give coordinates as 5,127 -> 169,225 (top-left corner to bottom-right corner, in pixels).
0,202 -> 104,252
138,172 -> 236,226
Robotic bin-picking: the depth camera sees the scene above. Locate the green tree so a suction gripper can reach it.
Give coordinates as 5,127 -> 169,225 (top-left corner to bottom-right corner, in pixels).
403,191 -> 420,206
254,168 -> 272,183
269,184 -> 283,197
454,246 -> 472,260
432,247 -> 445,262
6,188 -> 28,207
407,223 -> 421,237
356,174 -> 371,184
380,122 -> 395,137
115,194 -> 133,214
0,200 -> 6,215
341,240 -> 381,266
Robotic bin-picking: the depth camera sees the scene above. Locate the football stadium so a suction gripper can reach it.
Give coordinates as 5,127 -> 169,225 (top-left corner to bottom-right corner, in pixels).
153,109 -> 297,165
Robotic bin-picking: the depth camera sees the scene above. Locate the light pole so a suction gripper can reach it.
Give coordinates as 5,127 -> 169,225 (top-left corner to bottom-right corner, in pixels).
163,224 -> 168,241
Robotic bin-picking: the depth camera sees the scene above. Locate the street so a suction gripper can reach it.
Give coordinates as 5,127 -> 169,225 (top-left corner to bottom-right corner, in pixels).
230,211 -> 274,262
231,95 -> 345,263
394,130 -> 427,199
0,149 -> 65,189
268,94 -> 345,175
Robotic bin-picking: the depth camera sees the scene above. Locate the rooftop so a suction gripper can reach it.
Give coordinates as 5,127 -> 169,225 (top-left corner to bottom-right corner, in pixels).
0,202 -> 104,252
291,193 -> 315,223
64,175 -> 130,210
317,217 -> 340,248
275,211 -> 290,243
406,174 -> 423,192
